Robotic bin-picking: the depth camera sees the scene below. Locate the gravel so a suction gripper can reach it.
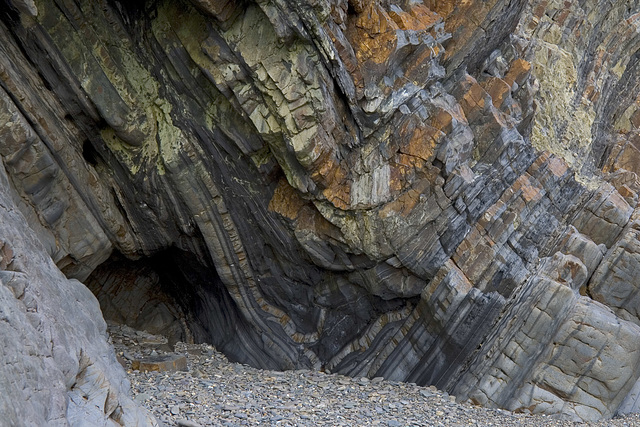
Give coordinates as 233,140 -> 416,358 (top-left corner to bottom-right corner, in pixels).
109,325 -> 640,426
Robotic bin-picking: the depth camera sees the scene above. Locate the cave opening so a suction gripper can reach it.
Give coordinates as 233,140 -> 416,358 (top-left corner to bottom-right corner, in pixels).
85,247 -> 251,360
0,1 -> 20,25
81,139 -> 100,166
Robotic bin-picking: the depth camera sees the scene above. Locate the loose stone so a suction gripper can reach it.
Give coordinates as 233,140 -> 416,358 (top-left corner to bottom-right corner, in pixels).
109,325 -> 640,427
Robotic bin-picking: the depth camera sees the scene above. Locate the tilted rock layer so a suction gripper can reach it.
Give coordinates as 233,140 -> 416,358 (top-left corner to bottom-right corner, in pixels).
1,0 -> 640,422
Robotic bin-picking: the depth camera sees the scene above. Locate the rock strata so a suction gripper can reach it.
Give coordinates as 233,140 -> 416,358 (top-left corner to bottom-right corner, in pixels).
1,0 -> 640,423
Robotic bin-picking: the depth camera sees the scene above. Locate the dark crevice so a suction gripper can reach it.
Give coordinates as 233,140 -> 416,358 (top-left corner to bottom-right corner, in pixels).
36,70 -> 53,91
82,139 -> 100,166
106,0 -> 156,26
0,1 -> 20,25
86,247 -> 278,367
86,251 -> 190,347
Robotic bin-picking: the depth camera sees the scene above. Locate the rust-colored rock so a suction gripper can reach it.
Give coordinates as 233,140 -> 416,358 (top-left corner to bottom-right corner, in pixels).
131,354 -> 188,372
504,58 -> 532,87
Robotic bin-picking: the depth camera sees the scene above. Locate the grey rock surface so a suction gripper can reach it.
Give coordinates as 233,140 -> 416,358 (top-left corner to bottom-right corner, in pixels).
0,162 -> 156,424
0,0 -> 640,423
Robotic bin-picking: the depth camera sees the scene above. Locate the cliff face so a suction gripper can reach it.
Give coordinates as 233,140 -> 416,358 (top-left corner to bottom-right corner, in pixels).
1,0 -> 640,423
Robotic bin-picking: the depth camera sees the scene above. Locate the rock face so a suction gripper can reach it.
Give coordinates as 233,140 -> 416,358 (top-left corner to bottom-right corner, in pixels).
0,150 -> 155,424
1,0 -> 640,422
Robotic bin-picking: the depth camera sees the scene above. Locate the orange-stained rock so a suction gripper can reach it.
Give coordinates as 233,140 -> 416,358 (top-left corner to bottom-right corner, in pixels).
379,179 -> 430,218
378,188 -> 420,218
481,77 -> 511,109
605,134 -> 640,175
423,0 -> 456,19
388,4 -> 439,31
430,107 -> 455,132
319,161 -> 351,209
344,0 -> 442,97
460,81 -> 488,123
311,153 -> 347,190
527,151 -> 552,175
504,59 -> 532,87
131,354 -> 187,372
7,0 -> 640,423
388,153 -> 429,194
513,174 -> 544,203
268,178 -> 307,221
547,156 -> 569,178
322,182 -> 351,210
269,177 -> 345,240
424,0 -> 498,63
393,152 -> 426,170
453,226 -> 497,285
296,205 -> 345,242
350,21 -> 397,66
618,184 -> 636,201
399,123 -> 441,162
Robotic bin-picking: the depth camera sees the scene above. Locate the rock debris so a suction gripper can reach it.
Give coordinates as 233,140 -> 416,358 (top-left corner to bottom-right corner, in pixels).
111,325 -> 640,427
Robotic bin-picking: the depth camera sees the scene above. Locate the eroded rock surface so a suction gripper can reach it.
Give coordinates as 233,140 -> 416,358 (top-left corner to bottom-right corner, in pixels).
0,162 -> 155,424
1,0 -> 640,423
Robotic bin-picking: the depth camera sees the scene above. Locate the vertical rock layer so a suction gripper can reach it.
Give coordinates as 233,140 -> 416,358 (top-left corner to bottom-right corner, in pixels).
1,0 -> 640,422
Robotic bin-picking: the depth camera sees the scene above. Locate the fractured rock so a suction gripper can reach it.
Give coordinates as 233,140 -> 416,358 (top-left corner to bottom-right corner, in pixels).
1,0 -> 640,423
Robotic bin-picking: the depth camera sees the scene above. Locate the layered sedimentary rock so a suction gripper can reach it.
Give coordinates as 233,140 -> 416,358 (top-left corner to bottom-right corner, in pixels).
2,0 -> 640,422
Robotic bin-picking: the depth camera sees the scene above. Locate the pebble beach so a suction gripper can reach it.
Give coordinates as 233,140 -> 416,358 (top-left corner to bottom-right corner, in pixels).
109,325 -> 640,427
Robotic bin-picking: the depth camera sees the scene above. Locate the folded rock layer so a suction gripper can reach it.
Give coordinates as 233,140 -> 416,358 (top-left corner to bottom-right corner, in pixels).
1,0 -> 640,422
